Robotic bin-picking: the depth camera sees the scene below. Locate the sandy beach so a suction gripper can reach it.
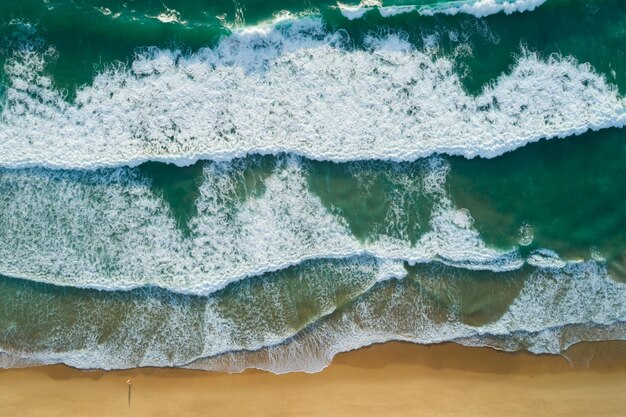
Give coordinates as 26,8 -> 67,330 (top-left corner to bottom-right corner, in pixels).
2,341 -> 626,417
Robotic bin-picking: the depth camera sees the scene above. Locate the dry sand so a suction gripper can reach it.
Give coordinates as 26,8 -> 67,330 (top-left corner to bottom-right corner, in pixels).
1,341 -> 626,417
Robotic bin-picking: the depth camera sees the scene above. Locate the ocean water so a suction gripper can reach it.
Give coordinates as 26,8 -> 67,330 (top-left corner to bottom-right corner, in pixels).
0,0 -> 624,372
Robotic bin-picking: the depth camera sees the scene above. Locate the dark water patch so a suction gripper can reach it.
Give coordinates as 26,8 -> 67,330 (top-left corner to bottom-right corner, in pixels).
139,160 -> 205,236
448,127 -> 626,280
407,263 -> 527,327
306,159 -> 435,243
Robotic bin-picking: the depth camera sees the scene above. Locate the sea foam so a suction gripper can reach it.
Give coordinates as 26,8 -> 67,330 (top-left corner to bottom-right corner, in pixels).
188,261 -> 626,374
1,18 -> 624,169
339,0 -> 547,20
1,257 -> 399,370
0,157 -> 525,295
2,257 -> 625,371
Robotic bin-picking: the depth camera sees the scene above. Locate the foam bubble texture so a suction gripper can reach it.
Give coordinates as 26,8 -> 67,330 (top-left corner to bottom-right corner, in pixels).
419,0 -> 547,18
340,0 -> 547,20
0,257 -> 406,369
189,261 -> 626,374
2,258 -> 625,371
1,18 -> 624,169
0,157 -> 526,294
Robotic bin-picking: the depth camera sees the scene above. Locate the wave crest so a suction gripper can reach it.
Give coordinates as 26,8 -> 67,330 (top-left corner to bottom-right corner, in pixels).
339,0 -> 547,20
1,18 -> 624,169
0,156 -> 529,294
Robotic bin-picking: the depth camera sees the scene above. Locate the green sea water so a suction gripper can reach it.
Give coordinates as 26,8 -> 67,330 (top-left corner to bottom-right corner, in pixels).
2,0 -> 625,97
0,0 -> 625,371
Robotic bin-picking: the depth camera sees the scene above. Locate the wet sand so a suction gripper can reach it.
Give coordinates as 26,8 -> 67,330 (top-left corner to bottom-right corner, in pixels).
1,341 -> 626,417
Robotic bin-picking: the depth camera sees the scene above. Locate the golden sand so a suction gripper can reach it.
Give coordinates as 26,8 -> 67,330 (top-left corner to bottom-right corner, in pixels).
1,341 -> 626,417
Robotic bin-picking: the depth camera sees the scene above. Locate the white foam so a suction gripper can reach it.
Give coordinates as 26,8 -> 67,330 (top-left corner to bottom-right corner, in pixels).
339,0 -> 546,20
484,261 -> 626,338
0,157 -> 525,295
367,201 -> 524,271
518,222 -> 533,246
527,248 -> 567,269
590,247 -> 605,262
188,261 -> 626,374
418,0 -> 547,18
1,18 -> 624,169
0,158 -> 354,294
147,7 -> 187,25
0,257 -> 405,370
338,2 -> 375,20
2,252 -> 624,371
378,5 -> 416,18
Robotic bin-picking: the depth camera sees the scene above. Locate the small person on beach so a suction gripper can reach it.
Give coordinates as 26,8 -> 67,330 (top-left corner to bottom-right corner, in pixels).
127,379 -> 133,408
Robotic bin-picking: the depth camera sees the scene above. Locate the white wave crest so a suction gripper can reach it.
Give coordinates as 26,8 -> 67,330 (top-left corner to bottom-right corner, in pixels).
419,0 -> 547,18
0,157 -> 525,294
2,257 -> 625,371
1,18 -> 624,169
0,257 -> 401,370
189,261 -> 626,374
339,0 -> 546,20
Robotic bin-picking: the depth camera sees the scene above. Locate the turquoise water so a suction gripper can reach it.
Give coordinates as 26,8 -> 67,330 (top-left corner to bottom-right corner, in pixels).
0,0 -> 625,372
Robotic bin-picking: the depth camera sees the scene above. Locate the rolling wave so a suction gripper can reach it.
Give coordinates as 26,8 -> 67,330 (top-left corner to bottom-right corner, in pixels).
190,260 -> 626,374
0,156 -> 530,295
2,258 -> 625,371
338,0 -> 547,20
1,18 -> 624,169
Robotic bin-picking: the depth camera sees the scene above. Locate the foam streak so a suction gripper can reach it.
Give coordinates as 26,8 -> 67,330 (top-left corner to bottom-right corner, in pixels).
1,19 -> 624,169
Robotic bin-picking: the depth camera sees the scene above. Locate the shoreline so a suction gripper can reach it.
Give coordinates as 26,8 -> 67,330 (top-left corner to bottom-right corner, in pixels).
2,341 -> 626,416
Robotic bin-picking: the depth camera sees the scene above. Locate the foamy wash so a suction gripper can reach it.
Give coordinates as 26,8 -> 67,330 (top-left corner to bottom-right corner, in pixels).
0,0 -> 625,372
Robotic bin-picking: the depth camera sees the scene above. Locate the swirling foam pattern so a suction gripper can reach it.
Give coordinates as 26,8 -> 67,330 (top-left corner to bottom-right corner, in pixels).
1,18 -> 624,169
0,157 -> 528,294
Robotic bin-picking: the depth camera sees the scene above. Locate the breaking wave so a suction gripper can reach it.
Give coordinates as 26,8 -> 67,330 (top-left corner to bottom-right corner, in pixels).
338,0 -> 547,20
2,258 -> 625,371
1,18 -> 624,169
0,156 -> 532,295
